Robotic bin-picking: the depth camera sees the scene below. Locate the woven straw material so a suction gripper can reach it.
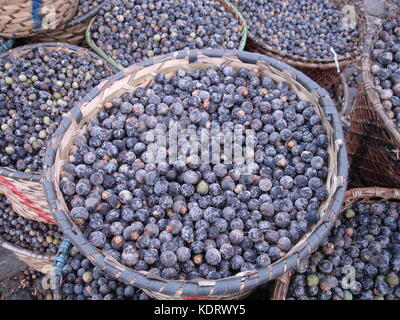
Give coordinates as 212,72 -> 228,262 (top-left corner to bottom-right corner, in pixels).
0,0 -> 79,38
0,42 -> 115,224
0,235 -> 55,274
27,0 -> 105,45
271,187 -> 400,300
143,288 -> 253,300
243,0 -> 366,89
347,16 -> 400,188
0,168 -> 54,224
331,73 -> 350,118
86,0 -> 248,72
43,49 -> 348,300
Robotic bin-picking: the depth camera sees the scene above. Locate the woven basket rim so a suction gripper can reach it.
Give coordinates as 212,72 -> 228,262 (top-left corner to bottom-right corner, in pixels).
244,0 -> 367,70
43,49 -> 348,298
0,234 -> 56,261
361,13 -> 400,147
271,186 -> 400,300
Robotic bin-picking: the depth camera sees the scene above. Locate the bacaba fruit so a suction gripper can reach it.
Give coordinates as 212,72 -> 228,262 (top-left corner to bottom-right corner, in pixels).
60,65 -> 330,281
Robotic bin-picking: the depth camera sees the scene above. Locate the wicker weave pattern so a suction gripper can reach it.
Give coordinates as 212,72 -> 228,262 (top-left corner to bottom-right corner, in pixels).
0,168 -> 54,224
27,0 -> 104,45
347,16 -> 400,188
0,42 -> 115,224
43,49 -> 348,299
0,0 -> 79,38
243,1 -> 366,89
0,235 -> 55,274
271,187 -> 400,300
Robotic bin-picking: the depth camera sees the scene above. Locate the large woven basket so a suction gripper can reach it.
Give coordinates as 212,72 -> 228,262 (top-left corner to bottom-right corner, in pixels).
0,0 -> 79,38
43,49 -> 348,300
241,0 -> 366,90
0,42 -> 115,224
271,187 -> 400,300
27,0 -> 105,45
0,235 -> 55,274
86,0 -> 248,71
347,16 -> 400,188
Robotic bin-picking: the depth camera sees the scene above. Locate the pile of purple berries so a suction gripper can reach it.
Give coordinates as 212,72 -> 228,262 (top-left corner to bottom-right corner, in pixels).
0,47 -> 111,172
235,0 -> 359,60
91,0 -> 242,67
60,65 -> 329,281
61,248 -> 150,300
370,16 -> 400,128
286,201 -> 400,300
0,194 -> 61,254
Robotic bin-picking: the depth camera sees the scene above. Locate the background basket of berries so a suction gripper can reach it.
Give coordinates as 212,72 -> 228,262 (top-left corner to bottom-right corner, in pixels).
0,0 -> 79,38
52,239 -> 152,300
271,187 -> 400,300
26,0 -> 106,45
235,0 -> 366,90
347,15 -> 400,188
43,49 -> 348,300
0,42 -> 114,224
0,194 -> 58,274
86,0 -> 248,71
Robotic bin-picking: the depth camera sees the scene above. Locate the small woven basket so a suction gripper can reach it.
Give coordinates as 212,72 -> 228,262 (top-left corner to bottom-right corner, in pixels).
242,0 -> 366,90
271,187 -> 400,300
43,49 -> 348,300
0,0 -> 79,38
27,0 -> 105,45
347,16 -> 400,188
86,0 -> 248,71
0,235 -> 55,274
0,42 -> 115,224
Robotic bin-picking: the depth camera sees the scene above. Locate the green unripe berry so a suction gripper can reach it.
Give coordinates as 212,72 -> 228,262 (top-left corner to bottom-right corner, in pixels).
69,246 -> 79,257
5,146 -> 14,155
82,271 -> 93,283
306,274 -> 319,287
343,290 -> 353,300
345,209 -> 355,219
196,180 -> 209,195
5,77 -> 14,85
386,273 -> 399,287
